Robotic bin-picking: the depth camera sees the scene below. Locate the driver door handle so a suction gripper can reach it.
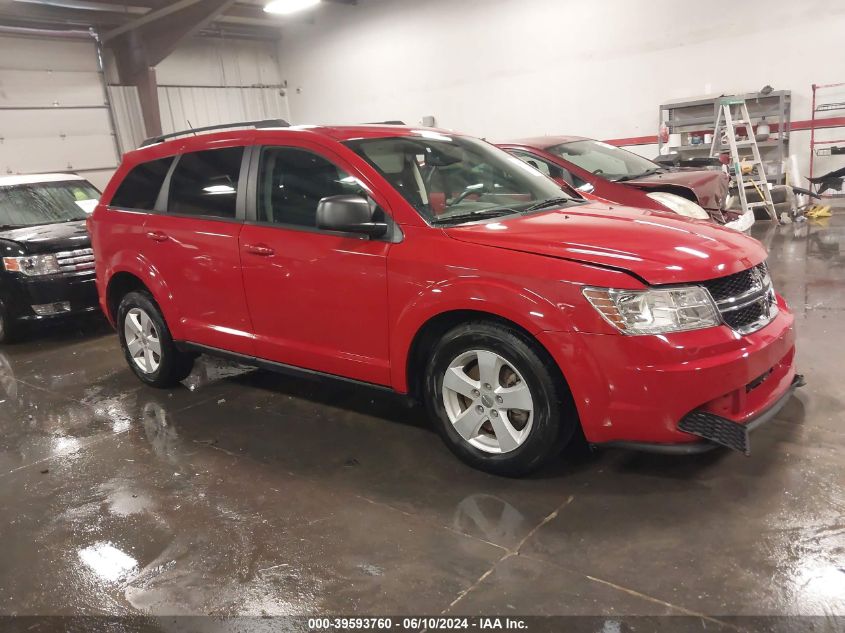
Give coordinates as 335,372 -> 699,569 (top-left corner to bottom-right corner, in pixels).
244,244 -> 275,257
146,231 -> 168,242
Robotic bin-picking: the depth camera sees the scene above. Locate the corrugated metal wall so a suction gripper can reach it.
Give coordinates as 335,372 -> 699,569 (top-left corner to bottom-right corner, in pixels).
159,85 -> 289,135
107,85 -> 147,156
108,84 -> 290,153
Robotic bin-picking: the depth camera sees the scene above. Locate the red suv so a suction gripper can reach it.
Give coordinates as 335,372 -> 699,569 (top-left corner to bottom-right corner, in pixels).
89,122 -> 800,475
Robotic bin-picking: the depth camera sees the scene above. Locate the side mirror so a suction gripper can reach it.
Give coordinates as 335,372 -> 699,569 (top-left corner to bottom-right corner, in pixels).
316,195 -> 388,238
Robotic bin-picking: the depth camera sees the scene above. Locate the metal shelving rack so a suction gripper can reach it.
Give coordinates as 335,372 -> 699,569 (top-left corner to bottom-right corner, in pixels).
658,90 -> 791,185
809,81 -> 845,197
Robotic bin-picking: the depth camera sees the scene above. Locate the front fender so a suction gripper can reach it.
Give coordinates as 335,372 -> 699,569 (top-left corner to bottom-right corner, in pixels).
389,275 -> 567,393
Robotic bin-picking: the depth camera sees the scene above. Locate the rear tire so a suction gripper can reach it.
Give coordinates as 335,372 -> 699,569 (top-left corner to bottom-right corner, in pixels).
117,291 -> 194,387
423,321 -> 576,476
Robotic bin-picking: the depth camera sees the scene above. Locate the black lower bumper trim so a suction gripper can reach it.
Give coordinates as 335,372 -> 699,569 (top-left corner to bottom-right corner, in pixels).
595,374 -> 804,456
598,440 -> 719,455
677,373 -> 805,455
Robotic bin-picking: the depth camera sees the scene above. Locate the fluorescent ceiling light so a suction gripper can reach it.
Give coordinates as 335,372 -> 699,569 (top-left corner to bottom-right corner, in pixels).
203,185 -> 236,195
264,0 -> 320,15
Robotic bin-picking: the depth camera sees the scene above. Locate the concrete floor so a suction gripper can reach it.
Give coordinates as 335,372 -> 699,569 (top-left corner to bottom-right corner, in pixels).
0,215 -> 843,628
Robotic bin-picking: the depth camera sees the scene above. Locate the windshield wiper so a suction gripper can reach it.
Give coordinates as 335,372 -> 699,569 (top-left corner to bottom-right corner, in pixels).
615,168 -> 663,182
523,197 -> 577,212
431,207 -> 519,225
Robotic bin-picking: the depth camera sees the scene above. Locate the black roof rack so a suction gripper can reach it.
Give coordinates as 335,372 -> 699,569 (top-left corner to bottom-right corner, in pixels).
365,120 -> 406,125
140,118 -> 290,148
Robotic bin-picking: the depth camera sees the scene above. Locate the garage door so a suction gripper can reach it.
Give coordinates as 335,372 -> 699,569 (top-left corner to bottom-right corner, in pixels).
0,32 -> 120,190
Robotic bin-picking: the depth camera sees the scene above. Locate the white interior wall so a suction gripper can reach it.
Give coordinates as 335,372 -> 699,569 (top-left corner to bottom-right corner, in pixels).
277,0 -> 845,179
154,38 -> 283,87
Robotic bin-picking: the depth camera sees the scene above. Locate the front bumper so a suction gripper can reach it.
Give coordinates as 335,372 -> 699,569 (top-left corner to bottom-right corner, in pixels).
537,297 -> 797,450
604,373 -> 805,454
7,273 -> 100,322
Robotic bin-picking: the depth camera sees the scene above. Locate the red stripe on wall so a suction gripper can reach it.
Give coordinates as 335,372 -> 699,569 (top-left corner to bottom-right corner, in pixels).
603,135 -> 658,146
604,116 -> 845,147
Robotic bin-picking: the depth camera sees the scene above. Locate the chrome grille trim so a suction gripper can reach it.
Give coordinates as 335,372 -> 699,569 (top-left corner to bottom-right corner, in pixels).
55,247 -> 95,275
700,263 -> 777,335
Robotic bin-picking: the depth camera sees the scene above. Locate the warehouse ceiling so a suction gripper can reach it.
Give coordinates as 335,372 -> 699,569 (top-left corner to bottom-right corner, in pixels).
0,0 -> 356,40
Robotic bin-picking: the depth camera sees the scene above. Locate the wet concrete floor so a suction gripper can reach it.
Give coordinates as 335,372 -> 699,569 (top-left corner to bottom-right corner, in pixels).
0,216 -> 842,627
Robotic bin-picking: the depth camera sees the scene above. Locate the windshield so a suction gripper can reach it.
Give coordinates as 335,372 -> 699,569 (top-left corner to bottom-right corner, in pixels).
0,180 -> 99,228
547,140 -> 660,182
345,134 -> 576,224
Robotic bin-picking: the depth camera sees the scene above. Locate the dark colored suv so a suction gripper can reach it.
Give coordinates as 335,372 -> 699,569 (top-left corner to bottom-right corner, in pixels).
90,122 -> 799,475
0,174 -> 101,342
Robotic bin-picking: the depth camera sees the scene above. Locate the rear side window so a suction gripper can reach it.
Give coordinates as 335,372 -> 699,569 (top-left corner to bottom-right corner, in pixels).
168,147 -> 244,219
110,157 -> 174,210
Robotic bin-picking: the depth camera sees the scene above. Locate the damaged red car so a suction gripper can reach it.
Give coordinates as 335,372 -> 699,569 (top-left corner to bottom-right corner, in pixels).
91,123 -> 798,476
499,136 -> 753,231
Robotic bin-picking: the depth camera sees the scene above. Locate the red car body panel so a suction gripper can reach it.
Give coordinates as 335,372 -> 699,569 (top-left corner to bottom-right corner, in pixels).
499,136 -> 729,214
539,302 -> 795,444
446,204 -> 765,284
90,125 -> 795,449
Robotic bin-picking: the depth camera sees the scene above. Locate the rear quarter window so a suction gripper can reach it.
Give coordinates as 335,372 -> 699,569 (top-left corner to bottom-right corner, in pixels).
110,157 -> 174,211
168,147 -> 243,219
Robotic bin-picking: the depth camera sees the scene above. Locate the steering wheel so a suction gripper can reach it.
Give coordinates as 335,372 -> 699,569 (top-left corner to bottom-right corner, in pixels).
446,185 -> 486,208
593,169 -> 605,175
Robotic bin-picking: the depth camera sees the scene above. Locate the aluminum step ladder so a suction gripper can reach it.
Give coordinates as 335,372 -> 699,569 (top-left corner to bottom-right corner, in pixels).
709,96 -> 779,222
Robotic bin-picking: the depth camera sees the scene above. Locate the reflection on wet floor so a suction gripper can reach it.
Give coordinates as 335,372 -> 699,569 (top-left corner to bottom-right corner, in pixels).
0,216 -> 842,623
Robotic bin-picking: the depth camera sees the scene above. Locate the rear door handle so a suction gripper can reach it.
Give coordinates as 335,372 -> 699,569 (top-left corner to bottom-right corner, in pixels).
244,244 -> 275,257
146,231 -> 168,242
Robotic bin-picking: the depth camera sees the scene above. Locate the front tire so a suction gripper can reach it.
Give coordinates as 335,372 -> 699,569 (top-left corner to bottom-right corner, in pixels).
117,291 -> 194,387
424,321 -> 576,476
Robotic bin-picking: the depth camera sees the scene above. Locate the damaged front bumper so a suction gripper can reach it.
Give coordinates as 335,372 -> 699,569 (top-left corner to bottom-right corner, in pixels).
602,373 -> 805,455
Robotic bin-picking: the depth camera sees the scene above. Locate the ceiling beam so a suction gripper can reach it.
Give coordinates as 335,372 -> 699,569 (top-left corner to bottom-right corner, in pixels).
1,1 -> 139,28
0,0 -> 354,41
106,0 -> 237,138
107,0 -> 237,72
13,0 -> 144,13
102,0 -> 202,42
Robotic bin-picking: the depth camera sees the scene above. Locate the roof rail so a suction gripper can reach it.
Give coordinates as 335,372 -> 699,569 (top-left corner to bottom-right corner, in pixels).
140,119 -> 290,148
365,120 -> 406,125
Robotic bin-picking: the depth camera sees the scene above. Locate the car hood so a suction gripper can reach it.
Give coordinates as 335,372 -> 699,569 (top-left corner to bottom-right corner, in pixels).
0,220 -> 90,254
445,203 -> 766,285
621,169 -> 729,211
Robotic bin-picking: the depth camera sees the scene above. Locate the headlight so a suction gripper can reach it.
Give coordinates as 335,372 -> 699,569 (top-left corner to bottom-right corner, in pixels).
583,286 -> 719,335
646,191 -> 710,220
3,254 -> 61,276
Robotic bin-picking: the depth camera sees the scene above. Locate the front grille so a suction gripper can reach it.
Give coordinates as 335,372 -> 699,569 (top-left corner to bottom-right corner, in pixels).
701,265 -> 763,302
55,248 -> 94,276
699,262 -> 777,335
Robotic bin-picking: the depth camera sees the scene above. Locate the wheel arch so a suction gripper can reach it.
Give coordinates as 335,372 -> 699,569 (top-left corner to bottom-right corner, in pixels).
103,253 -> 182,336
403,309 -> 573,406
105,271 -> 149,322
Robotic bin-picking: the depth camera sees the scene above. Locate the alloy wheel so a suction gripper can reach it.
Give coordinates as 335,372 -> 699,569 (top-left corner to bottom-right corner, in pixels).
441,349 -> 534,454
124,307 -> 162,374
